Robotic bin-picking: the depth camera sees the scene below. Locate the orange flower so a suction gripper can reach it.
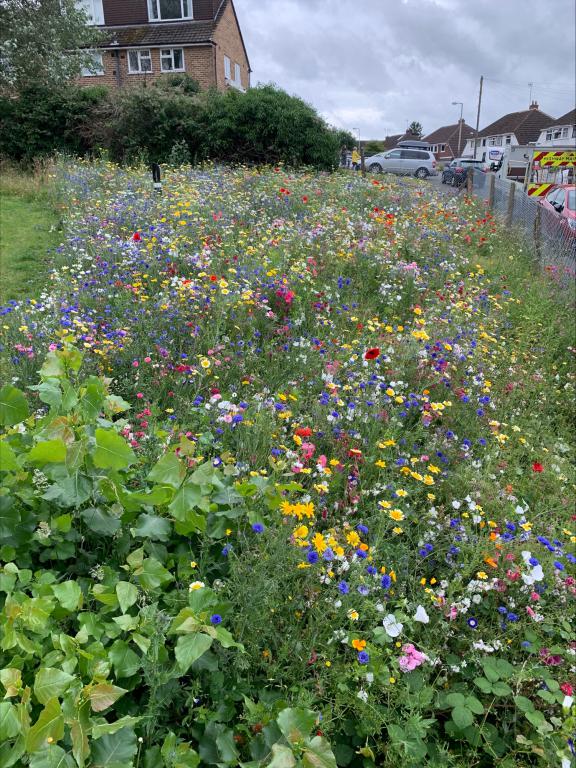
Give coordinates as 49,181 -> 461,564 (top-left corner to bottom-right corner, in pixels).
352,639 -> 366,651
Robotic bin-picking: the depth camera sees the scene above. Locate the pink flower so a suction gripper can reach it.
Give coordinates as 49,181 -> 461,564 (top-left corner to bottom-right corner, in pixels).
136,392 -> 144,399
132,360 -> 139,367
398,643 -> 428,673
144,356 -> 152,363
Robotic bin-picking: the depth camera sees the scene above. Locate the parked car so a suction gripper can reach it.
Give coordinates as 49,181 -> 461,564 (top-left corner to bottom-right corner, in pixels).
441,157 -> 486,185
538,184 -> 576,236
365,148 -> 437,178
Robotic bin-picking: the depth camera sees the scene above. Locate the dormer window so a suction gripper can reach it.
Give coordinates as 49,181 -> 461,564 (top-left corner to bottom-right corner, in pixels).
148,0 -> 193,21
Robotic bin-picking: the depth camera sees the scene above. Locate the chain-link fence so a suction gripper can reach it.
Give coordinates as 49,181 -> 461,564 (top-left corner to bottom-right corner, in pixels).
469,171 -> 575,275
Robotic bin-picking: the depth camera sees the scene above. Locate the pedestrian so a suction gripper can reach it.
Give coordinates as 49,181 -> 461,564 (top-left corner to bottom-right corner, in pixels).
351,146 -> 361,171
345,148 -> 352,168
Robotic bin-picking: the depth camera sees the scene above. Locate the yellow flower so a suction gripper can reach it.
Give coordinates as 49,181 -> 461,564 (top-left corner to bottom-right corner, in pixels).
200,358 -> 211,369
395,489 -> 408,497
312,532 -> 327,553
294,525 -> 309,539
351,639 -> 367,651
389,509 -> 404,522
379,500 -> 392,509
476,571 -> 488,580
347,609 -> 359,621
346,531 -> 360,547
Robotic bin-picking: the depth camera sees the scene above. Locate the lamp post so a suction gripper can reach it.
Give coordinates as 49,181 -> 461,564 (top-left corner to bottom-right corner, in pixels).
452,101 -> 464,157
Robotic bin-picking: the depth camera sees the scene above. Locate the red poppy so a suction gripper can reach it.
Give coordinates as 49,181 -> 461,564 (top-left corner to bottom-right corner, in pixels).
532,462 -> 544,473
295,427 -> 313,437
132,232 -> 141,241
364,348 -> 380,360
302,196 -> 308,203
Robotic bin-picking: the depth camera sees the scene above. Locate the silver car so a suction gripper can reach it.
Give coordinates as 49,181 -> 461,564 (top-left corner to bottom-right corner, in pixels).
365,148 -> 437,178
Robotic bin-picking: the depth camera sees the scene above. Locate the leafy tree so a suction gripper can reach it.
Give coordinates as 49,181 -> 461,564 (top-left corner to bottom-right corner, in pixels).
408,120 -> 423,137
0,0 -> 101,93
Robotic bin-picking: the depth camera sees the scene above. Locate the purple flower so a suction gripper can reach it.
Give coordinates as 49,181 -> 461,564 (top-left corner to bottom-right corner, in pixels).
467,617 -> 478,628
381,574 -> 392,589
338,581 -> 349,594
307,551 -> 319,564
357,651 -> 370,664
252,523 -> 264,533
210,614 -> 222,625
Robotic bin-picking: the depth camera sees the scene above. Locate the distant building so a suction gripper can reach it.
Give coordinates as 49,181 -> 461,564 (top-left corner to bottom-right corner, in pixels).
382,134 -> 402,150
76,0 -> 250,92
463,102 -> 554,157
424,119 -> 476,161
536,109 -> 576,146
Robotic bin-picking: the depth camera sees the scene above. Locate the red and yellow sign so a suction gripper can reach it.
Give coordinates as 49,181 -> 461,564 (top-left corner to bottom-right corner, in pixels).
532,150 -> 576,167
527,183 -> 555,197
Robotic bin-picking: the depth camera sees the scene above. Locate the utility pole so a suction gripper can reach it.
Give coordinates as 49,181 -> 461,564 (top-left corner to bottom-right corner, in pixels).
474,75 -> 483,159
528,82 -> 534,105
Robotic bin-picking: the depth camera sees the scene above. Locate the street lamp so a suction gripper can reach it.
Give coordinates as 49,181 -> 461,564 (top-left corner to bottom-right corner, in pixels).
452,101 -> 464,157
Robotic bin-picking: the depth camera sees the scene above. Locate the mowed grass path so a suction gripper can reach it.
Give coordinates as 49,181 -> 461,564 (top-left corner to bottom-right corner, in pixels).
0,170 -> 61,304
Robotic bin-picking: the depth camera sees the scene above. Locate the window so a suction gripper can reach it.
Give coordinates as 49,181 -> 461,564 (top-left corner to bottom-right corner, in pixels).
234,63 -> 241,86
553,129 -> 562,139
441,144 -> 445,151
546,131 -> 553,141
148,0 -> 192,20
561,127 -> 569,137
76,0 -> 104,25
505,135 -> 511,145
482,139 -> 486,146
128,50 -> 152,74
224,55 -> 231,80
81,51 -> 104,76
161,49 -> 184,71
572,125 -> 576,138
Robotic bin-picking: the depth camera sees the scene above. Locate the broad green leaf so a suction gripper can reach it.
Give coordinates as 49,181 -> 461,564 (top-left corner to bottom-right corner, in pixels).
277,708 -> 317,745
27,440 -> 67,466
215,729 -> 239,762
26,698 -> 65,753
135,558 -> 173,591
131,513 -> 171,541
168,485 -> 209,531
108,640 -> 141,678
491,681 -> 513,697
267,744 -> 297,768
92,716 -> 142,739
514,695 -> 535,712
80,507 -> 121,537
465,696 -> 484,715
40,352 -> 66,379
104,394 -> 131,415
495,658 -> 514,679
70,702 -> 91,768
175,634 -> 213,673
34,668 -> 75,705
93,429 -> 136,471
0,701 -> 20,740
30,380 -> 62,410
0,668 -> 22,697
0,441 -> 19,472
20,596 -> 54,632
91,727 -> 137,767
29,745 -> 75,768
115,582 -> 138,614
52,581 -> 82,611
148,451 -> 186,489
0,385 -> 29,426
525,709 -> 547,728
302,736 -> 338,768
209,625 -> 244,651
81,377 -> 106,420
88,683 -> 128,713
451,706 -> 474,730
129,486 -> 174,507
473,676 -> 493,694
445,692 -> 465,707
481,658 -> 500,683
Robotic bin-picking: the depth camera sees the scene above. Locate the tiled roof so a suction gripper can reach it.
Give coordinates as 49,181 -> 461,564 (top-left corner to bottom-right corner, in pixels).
477,107 -> 555,145
99,20 -> 215,48
424,122 -> 477,144
382,134 -> 402,149
544,108 -> 576,128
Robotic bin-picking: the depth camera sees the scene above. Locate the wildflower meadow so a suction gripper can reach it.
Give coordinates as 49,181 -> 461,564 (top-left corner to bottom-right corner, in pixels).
0,161 -> 575,768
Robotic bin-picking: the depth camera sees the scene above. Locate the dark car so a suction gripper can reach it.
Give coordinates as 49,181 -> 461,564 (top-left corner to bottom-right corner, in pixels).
442,158 -> 486,186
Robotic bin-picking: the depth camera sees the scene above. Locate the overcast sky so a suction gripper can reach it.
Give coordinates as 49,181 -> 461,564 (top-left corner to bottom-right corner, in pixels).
235,0 -> 576,139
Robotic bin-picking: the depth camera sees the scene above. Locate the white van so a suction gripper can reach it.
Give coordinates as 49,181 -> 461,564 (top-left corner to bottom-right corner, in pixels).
365,148 -> 438,178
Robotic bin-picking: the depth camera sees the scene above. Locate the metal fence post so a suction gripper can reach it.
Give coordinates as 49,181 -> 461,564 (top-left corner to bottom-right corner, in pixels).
487,173 -> 495,209
467,168 -> 473,194
506,182 -> 515,227
533,205 -> 542,260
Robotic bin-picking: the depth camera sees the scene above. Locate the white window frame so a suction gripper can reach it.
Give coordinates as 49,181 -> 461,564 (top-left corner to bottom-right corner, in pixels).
546,131 -> 553,141
160,48 -> 185,72
561,126 -> 569,137
128,49 -> 153,74
234,62 -> 241,85
81,50 -> 105,77
224,55 -> 231,80
76,0 -> 104,25
148,0 -> 192,21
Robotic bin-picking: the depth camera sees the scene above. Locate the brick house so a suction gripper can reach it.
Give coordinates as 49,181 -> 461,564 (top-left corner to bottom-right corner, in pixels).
423,119 -> 477,161
76,0 -> 250,92
536,108 -> 576,146
463,102 -> 554,157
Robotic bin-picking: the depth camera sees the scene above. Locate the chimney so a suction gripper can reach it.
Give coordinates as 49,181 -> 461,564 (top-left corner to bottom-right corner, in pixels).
529,100 -> 539,111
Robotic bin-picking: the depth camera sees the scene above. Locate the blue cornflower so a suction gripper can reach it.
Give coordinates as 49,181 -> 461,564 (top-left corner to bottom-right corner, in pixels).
357,524 -> 369,534
529,557 -> 539,566
554,561 -> 565,571
498,606 -> 507,614
366,565 -> 377,576
357,585 -> 370,596
307,551 -> 319,564
252,523 -> 264,533
507,613 -> 519,622
338,581 -> 350,594
355,549 -> 368,559
210,614 -> 222,625
323,548 -> 335,561
381,574 -> 392,589
357,651 -> 370,664
221,544 -> 231,556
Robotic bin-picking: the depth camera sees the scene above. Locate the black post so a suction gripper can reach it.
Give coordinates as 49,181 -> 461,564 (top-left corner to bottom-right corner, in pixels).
151,163 -> 162,194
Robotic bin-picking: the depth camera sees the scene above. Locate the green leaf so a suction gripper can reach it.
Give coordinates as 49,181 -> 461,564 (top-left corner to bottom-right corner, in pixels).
168,485 -> 208,532
302,736 -> 338,768
215,729 -> 239,762
29,745 -> 75,768
93,429 -> 136,471
267,744 -> 297,768
465,696 -> 484,715
52,581 -> 82,611
108,640 -> 141,678
81,377 -> 106,420
0,385 -> 29,426
80,507 -> 121,536
0,441 -> 19,472
136,558 -> 173,591
473,676 -> 493,694
514,695 -> 535,712
525,709 -> 547,728
491,681 -> 513,697
115,582 -> 138,614
27,439 -> 67,465
40,352 -> 66,379
88,683 -> 127,713
131,513 -> 171,541
26,698 -> 65,753
445,692 -> 466,707
495,659 -> 514,679
0,701 -> 20,740
175,634 -> 213,673
481,658 -> 500,683
34,668 -> 75,705
148,451 -> 186,489
30,380 -> 62,410
277,707 -> 317,744
91,727 -> 137,767
451,706 -> 474,730
92,716 -> 142,739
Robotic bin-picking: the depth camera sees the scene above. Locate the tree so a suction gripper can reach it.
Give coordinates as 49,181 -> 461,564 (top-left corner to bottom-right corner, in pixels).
408,121 -> 423,137
0,0 -> 101,93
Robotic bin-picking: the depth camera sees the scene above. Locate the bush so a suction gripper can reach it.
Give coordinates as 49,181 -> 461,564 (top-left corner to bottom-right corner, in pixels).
0,83 -> 345,169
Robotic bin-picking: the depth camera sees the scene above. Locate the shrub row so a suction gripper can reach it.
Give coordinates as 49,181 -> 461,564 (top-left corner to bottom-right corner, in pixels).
0,81 -> 351,169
